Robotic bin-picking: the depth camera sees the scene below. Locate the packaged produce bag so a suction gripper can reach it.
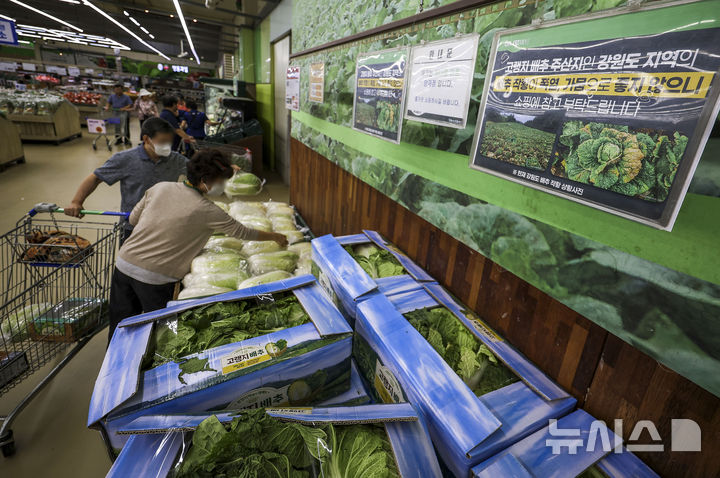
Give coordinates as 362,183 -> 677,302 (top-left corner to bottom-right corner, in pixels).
106,404 -> 442,478
88,275 -> 352,456
472,410 -> 659,478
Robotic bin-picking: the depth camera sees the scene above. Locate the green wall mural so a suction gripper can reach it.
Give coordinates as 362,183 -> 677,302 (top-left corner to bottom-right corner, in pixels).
290,0 -> 720,397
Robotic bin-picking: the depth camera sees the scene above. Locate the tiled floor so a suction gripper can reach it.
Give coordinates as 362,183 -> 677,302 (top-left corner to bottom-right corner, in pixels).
0,122 -> 286,477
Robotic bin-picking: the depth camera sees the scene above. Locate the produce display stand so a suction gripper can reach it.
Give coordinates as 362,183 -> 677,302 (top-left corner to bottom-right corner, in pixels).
9,102 -> 82,144
0,115 -> 24,172
75,105 -> 101,127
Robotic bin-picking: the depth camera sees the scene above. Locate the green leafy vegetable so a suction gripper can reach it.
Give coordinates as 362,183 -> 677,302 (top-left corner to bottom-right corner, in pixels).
151,294 -> 310,370
176,410 -> 400,478
225,172 -> 263,197
343,244 -> 405,279
554,121 -> 687,201
238,270 -> 294,290
404,307 -> 519,396
248,251 -> 300,275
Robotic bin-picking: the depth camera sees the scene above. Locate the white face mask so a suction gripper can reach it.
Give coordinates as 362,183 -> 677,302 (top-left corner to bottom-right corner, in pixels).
206,181 -> 226,196
150,139 -> 172,157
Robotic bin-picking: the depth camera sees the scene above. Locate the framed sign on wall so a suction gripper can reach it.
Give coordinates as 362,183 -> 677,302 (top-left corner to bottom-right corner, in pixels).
469,0 -> 720,230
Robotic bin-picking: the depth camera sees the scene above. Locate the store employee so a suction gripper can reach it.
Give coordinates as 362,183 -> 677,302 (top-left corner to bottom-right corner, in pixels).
64,118 -> 188,243
108,149 -> 287,341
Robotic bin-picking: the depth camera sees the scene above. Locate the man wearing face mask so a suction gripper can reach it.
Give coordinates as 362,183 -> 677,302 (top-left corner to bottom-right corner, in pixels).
64,117 -> 188,243
107,149 -> 288,341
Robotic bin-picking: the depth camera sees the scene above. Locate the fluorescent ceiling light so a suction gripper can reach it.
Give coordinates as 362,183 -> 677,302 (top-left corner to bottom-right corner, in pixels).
82,0 -> 170,60
171,0 -> 200,64
140,27 -> 149,34
19,40 -> 32,44
129,17 -> 139,26
149,34 -> 155,39
59,0 -> 80,3
0,14 -> 16,21
20,33 -> 41,38
17,23 -> 130,50
123,10 -> 129,16
9,0 -> 83,32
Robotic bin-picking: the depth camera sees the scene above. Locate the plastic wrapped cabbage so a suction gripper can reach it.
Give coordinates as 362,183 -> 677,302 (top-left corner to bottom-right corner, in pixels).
264,203 -> 295,217
236,215 -> 272,232
1,303 -> 52,342
182,269 -> 249,290
288,242 -> 312,258
282,231 -> 306,245
190,251 -> 247,276
204,235 -> 245,252
294,257 -> 312,276
229,150 -> 252,172
213,201 -> 229,212
248,250 -> 299,275
241,240 -> 282,256
271,216 -> 297,232
178,284 -> 234,300
237,270 -> 293,290
224,172 -> 263,197
229,201 -> 266,218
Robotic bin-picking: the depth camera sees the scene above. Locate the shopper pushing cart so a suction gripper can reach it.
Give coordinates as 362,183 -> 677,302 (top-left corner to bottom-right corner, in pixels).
86,109 -> 128,152
105,84 -> 133,145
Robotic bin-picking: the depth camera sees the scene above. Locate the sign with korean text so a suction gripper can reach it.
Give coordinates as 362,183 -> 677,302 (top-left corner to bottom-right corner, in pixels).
309,62 -> 324,103
406,35 -> 478,128
353,47 -> 409,143
0,61 -> 17,72
0,19 -> 18,46
285,66 -> 300,111
68,66 -> 80,76
470,1 -> 720,230
221,344 -> 272,375
22,62 -> 36,72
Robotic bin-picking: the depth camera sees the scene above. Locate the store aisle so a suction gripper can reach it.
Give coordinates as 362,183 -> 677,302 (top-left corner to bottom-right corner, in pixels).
0,124 -> 287,477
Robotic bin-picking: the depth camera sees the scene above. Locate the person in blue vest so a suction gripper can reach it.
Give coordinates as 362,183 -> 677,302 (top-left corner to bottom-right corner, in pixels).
182,100 -> 219,140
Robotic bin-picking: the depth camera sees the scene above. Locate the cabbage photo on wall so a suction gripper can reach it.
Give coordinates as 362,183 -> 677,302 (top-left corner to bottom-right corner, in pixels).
551,121 -> 688,203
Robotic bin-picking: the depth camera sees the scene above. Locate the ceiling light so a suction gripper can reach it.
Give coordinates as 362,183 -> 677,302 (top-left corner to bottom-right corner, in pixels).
59,0 -> 80,3
140,27 -> 149,34
58,52 -> 63,55
149,34 -> 155,39
144,9 -> 149,13
82,0 -> 170,60
17,22 -> 130,50
10,0 -> 83,32
19,40 -> 32,44
123,10 -> 129,16
129,17 -> 139,26
192,18 -> 197,22
171,0 -> 200,65
0,14 -> 16,21
170,14 -> 174,18
20,33 -> 41,38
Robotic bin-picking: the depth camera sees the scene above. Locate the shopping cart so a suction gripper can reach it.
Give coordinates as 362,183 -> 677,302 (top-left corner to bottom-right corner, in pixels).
86,109 -> 130,152
0,203 -> 127,457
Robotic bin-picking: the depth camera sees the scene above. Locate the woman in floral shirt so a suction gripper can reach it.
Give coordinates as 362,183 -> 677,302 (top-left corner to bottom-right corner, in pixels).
134,89 -> 159,129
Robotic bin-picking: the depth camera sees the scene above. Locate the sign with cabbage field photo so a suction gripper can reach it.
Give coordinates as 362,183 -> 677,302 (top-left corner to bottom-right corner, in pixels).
353,47 -> 409,143
470,0 -> 720,230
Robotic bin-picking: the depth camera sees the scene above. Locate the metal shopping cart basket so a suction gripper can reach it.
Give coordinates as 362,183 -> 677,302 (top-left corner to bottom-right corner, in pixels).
86,109 -> 130,152
0,203 -> 126,456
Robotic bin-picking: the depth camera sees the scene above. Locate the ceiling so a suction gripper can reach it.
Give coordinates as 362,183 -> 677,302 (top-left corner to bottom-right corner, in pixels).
2,0 -> 280,63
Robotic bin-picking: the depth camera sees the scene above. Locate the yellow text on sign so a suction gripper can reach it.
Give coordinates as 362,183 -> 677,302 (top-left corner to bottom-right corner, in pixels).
492,71 -> 714,98
357,78 -> 405,89
222,353 -> 271,375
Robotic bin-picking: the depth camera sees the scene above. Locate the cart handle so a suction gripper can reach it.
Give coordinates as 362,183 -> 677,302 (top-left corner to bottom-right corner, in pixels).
28,202 -> 130,218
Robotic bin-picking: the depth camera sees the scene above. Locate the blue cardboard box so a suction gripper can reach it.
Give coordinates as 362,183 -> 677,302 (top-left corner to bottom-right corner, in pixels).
472,409 -> 660,478
354,289 -> 577,477
88,274 -> 353,455
311,230 -> 434,324
106,404 -> 443,478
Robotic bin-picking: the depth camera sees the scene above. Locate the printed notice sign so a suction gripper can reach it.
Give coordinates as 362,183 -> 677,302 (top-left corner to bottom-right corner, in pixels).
406,35 -> 479,128
470,1 -> 720,230
286,66 -> 300,111
0,19 -> 18,46
353,47 -> 409,143
309,62 -> 324,103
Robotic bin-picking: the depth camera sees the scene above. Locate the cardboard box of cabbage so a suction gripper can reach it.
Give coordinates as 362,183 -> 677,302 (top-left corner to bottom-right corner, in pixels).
87,275 -> 353,455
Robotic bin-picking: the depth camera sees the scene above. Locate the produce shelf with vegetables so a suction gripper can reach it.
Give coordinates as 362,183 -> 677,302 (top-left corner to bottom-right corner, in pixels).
311,231 -> 433,323
472,410 -> 659,478
2,91 -> 82,143
87,275 -> 352,455
353,292 -> 576,477
0,113 -> 24,171
177,200 -> 312,301
107,404 -> 442,478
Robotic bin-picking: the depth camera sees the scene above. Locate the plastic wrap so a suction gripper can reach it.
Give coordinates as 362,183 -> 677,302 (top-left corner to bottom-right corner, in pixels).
203,235 -> 244,253
240,240 -> 282,256
212,201 -> 229,212
288,242 -> 312,258
248,250 -> 299,275
235,215 -> 272,232
177,284 -> 234,300
270,216 -> 297,231
228,201 -> 266,218
224,172 -> 263,197
1,303 -> 52,342
189,250 -> 246,275
237,270 -> 293,290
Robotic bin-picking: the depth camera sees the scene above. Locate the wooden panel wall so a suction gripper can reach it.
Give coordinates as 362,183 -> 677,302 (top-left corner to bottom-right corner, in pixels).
291,138 -> 720,478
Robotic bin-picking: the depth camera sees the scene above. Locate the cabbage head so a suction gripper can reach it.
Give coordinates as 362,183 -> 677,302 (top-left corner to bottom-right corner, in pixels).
248,250 -> 299,275
224,173 -> 263,197
237,270 -> 293,290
